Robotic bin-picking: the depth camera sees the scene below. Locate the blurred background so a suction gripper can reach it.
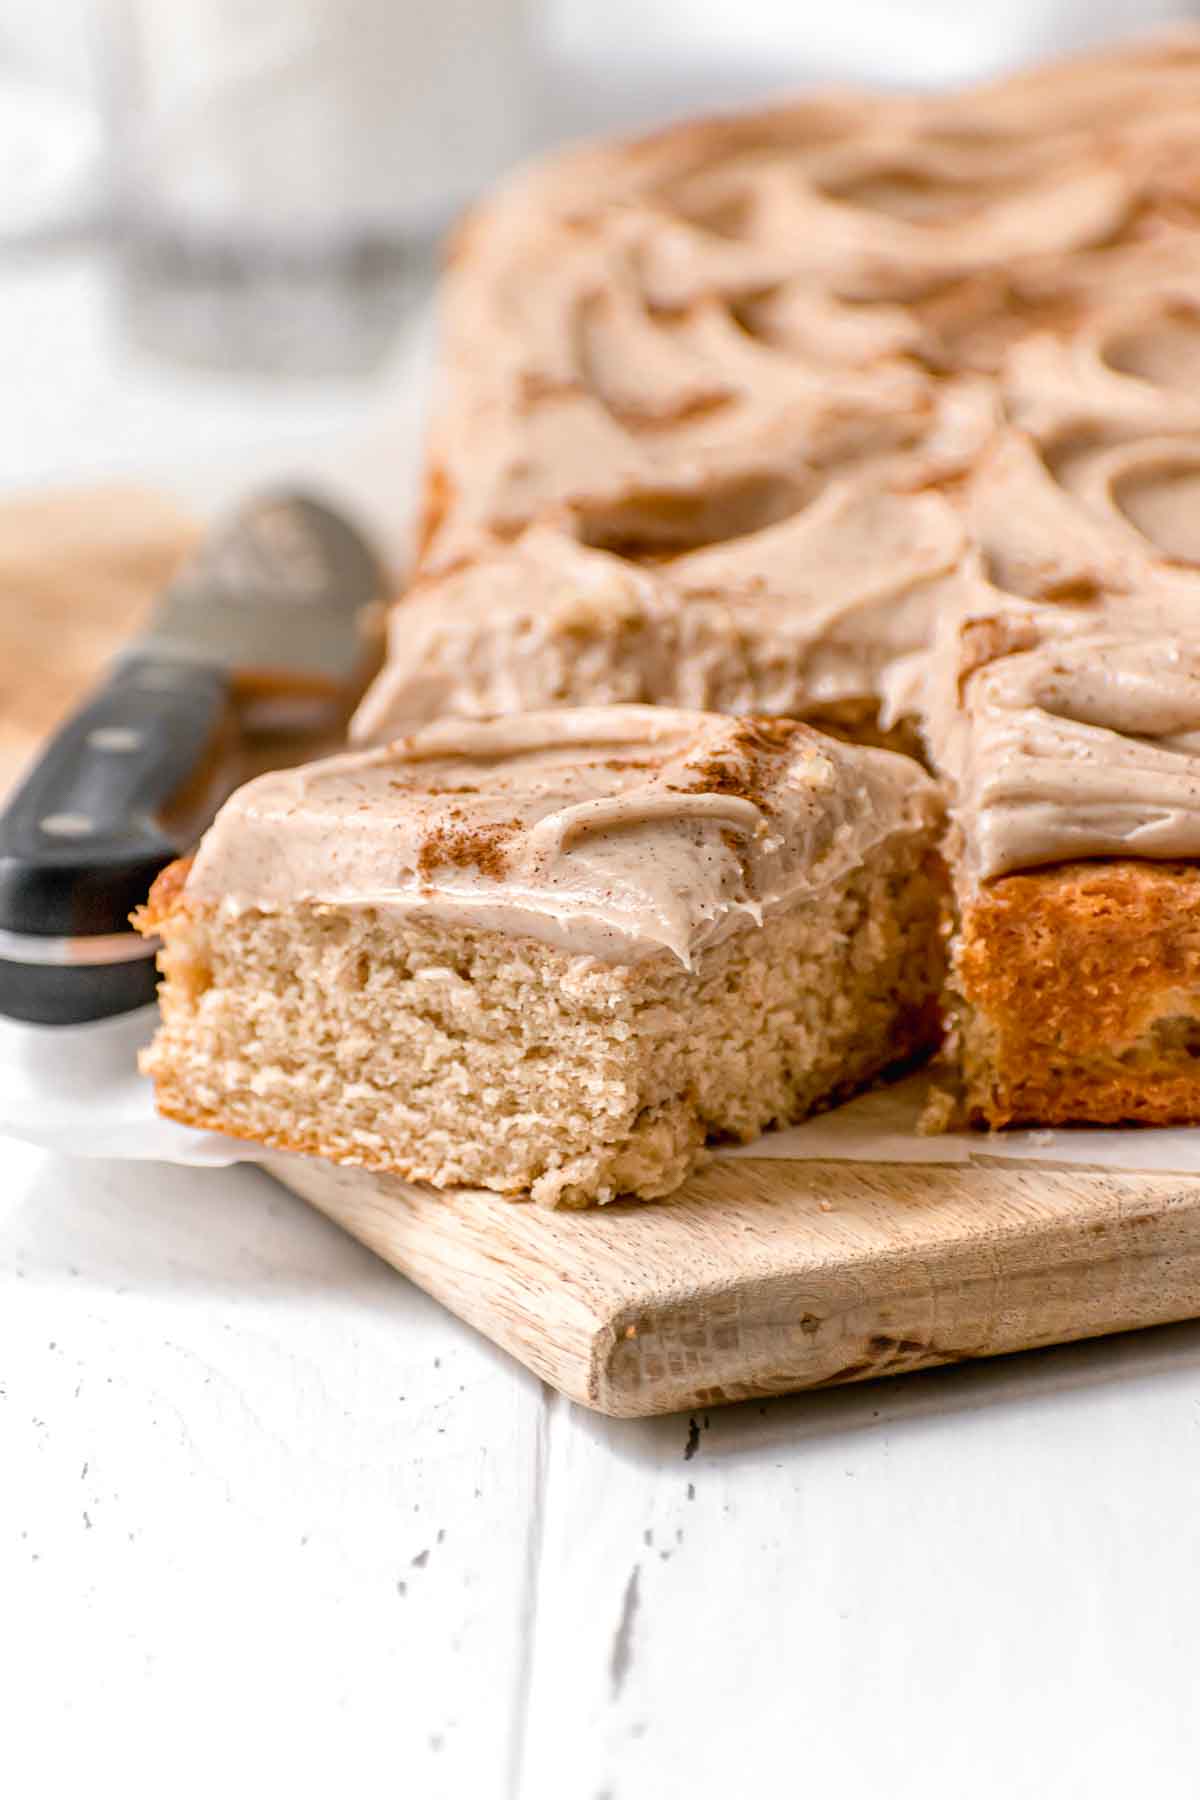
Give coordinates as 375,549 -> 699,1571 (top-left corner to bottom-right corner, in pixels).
0,0 -> 1196,501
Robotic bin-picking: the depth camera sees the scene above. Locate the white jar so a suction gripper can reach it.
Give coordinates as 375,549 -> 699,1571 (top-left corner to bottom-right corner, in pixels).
107,0 -> 534,371
117,0 -> 533,243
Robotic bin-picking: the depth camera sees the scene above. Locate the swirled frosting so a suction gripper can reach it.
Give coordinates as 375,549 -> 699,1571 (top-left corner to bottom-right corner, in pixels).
926,432 -> 1200,882
350,31 -> 1200,786
185,706 -> 941,966
949,632 -> 1200,881
416,34 -> 1200,573
348,33 -> 1200,896
352,479 -> 967,741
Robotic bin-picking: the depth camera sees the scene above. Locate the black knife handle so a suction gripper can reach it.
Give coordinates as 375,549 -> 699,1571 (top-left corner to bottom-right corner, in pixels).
0,954 -> 162,1026
0,655 -> 237,1023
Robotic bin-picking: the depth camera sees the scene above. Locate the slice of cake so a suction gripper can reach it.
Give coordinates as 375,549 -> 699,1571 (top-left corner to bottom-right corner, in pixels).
136,706 -> 945,1206
940,622 -> 1200,1127
923,434 -> 1200,1127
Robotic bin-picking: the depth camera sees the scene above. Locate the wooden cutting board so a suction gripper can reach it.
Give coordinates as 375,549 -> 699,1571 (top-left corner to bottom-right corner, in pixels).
16,487 -> 1200,1416
266,1152 -> 1200,1416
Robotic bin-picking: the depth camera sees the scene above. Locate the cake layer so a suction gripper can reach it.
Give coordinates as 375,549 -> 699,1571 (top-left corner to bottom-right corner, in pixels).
149,32 -> 1200,1149
921,428 -> 1200,1127
953,862 -> 1200,1128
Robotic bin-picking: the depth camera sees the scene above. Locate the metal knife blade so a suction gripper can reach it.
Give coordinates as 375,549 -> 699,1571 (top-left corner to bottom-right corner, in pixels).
138,490 -> 384,728
0,490 -> 385,1024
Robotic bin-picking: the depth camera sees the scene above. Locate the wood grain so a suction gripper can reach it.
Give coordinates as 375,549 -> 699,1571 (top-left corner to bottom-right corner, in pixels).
268,1152 -> 1200,1416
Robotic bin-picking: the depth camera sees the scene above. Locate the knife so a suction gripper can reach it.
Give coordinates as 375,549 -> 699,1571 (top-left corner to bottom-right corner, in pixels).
0,491 -> 385,1025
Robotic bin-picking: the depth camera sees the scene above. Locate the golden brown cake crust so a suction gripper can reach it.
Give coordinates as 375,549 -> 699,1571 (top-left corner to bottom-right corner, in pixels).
954,860 -> 1200,1127
134,854 -> 194,932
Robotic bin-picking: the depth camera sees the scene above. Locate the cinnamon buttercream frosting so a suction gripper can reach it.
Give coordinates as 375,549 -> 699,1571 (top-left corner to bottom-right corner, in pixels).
1006,282 -> 1200,449
414,34 -> 1200,574
962,428 -> 1200,599
351,31 -> 1200,792
947,631 -> 1200,882
184,706 -> 941,967
926,431 -> 1200,883
352,479 -> 967,742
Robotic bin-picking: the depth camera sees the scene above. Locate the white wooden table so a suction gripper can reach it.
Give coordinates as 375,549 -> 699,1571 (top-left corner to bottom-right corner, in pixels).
6,240 -> 1200,1800
8,1138 -> 1200,1798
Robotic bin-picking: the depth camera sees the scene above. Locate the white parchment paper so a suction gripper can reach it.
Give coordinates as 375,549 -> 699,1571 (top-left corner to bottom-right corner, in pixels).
0,1010 -> 244,1166
5,1009 -> 1200,1177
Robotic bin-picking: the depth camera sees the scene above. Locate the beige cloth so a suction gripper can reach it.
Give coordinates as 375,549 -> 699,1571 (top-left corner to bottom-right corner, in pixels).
0,486 -> 197,796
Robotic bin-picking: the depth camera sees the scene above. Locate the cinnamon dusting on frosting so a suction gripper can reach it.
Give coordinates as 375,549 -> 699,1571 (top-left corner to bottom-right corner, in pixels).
417,819 -> 522,882
183,705 -> 940,966
674,717 -> 807,813
927,428 -> 1200,883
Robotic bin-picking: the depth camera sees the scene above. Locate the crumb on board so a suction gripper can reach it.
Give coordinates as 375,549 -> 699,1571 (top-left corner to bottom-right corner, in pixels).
918,1083 -> 960,1135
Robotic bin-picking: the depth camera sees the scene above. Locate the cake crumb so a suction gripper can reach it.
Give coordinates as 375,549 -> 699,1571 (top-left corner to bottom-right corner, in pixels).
918,1083 -> 961,1135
